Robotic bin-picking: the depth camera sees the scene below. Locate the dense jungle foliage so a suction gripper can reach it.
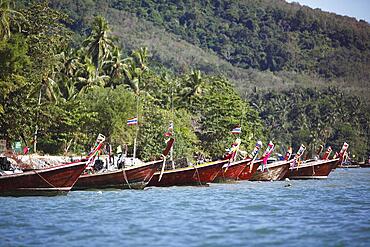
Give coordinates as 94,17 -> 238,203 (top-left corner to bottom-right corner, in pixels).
1,0 -> 369,160
47,0 -> 370,88
0,1 -> 264,161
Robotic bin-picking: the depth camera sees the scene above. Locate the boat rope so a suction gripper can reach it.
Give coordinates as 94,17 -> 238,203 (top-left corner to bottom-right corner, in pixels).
194,165 -> 202,186
121,168 -> 131,189
33,170 -> 61,191
249,161 -> 253,173
222,161 -> 230,180
312,164 -> 315,176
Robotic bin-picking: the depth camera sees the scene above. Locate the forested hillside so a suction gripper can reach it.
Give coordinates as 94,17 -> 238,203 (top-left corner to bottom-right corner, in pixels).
48,0 -> 370,97
1,0 -> 369,160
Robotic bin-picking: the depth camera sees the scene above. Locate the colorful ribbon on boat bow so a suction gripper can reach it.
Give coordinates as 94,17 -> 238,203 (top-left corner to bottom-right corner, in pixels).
291,144 -> 306,168
260,141 -> 275,172
262,141 -> 275,164
284,147 -> 293,161
224,138 -> 241,162
86,134 -> 106,166
223,138 -> 242,172
248,140 -> 263,172
249,141 -> 263,160
338,142 -> 349,164
322,146 -> 332,160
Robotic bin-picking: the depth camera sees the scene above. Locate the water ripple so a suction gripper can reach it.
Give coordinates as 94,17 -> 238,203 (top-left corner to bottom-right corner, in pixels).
0,169 -> 369,246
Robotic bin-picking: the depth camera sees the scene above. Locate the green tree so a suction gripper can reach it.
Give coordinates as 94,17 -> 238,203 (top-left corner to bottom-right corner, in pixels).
0,0 -> 23,40
183,75 -> 265,158
83,16 -> 113,76
103,46 -> 126,89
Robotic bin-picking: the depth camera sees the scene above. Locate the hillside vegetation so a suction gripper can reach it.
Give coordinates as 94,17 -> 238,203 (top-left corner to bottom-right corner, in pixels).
49,0 -> 370,97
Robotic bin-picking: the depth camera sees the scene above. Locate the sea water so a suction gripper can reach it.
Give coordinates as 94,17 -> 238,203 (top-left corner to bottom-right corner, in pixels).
1,168 -> 369,246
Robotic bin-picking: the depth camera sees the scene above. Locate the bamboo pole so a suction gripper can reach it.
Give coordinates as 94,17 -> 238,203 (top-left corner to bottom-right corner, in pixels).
33,86 -> 42,153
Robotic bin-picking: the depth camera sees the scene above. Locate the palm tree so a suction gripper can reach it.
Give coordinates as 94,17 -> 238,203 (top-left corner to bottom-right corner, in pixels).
180,70 -> 204,105
103,46 -> 126,89
132,47 -> 149,72
122,58 -> 140,94
76,56 -> 109,93
0,0 -> 23,40
122,48 -> 150,94
83,16 -> 113,76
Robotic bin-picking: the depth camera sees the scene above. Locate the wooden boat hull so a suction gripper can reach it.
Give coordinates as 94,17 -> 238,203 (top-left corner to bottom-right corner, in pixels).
251,160 -> 290,181
148,160 -> 227,187
0,161 -> 87,196
359,163 -> 370,168
73,160 -> 161,190
337,164 -> 360,168
213,159 -> 250,183
284,158 -> 339,179
238,159 -> 262,180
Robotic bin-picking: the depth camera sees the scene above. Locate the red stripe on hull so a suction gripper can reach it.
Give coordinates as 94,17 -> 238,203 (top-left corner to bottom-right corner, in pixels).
148,160 -> 228,187
284,159 -> 339,179
251,160 -> 290,181
0,162 -> 87,196
74,160 -> 161,190
238,159 -> 262,180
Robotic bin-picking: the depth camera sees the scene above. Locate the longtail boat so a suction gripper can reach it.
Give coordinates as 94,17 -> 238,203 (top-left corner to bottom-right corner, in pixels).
213,159 -> 251,182
212,138 -> 247,182
284,142 -> 347,179
251,145 -> 292,181
149,137 -> 244,186
237,158 -> 262,180
333,142 -> 349,169
73,160 -> 162,190
0,160 -> 87,196
74,138 -> 174,190
284,158 -> 339,179
359,162 -> 370,168
237,140 -> 264,180
250,159 -> 290,181
148,159 -> 228,187
0,133 -> 107,196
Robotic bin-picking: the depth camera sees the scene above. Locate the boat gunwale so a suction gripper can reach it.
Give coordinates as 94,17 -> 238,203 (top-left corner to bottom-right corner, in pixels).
290,158 -> 339,170
222,159 -> 252,168
78,160 -> 162,178
154,159 -> 229,175
261,160 -> 290,169
0,161 -> 87,179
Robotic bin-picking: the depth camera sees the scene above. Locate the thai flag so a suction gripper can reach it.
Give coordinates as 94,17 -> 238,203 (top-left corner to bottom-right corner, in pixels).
231,126 -> 241,134
127,117 -> 138,125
